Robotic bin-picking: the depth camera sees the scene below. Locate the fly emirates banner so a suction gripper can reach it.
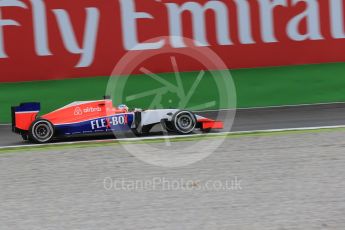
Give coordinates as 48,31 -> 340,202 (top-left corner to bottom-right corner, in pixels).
1,0 -> 345,82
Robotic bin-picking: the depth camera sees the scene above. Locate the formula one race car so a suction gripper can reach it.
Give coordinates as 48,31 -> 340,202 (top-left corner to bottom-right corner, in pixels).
11,98 -> 224,143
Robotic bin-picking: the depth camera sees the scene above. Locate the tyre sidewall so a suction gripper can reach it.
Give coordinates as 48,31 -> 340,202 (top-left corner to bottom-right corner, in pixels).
29,119 -> 55,143
172,111 -> 196,134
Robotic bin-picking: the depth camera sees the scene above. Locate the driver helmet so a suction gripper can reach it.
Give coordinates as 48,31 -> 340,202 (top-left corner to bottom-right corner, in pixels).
117,104 -> 129,111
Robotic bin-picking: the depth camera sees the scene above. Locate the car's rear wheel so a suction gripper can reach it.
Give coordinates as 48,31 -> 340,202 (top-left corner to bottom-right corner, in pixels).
171,110 -> 196,134
29,119 -> 55,143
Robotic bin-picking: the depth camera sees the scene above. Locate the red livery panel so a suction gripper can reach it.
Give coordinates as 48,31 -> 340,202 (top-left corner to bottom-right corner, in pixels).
15,111 -> 39,131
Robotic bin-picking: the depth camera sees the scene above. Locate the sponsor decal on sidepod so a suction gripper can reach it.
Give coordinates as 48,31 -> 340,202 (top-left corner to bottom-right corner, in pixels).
90,115 -> 128,130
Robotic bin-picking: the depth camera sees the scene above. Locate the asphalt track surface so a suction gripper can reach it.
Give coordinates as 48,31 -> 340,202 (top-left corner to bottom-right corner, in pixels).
1,104 -> 345,229
1,103 -> 345,147
1,129 -> 345,229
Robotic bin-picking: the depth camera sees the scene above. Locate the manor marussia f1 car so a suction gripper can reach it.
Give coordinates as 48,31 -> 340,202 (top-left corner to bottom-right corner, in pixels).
11,98 -> 224,143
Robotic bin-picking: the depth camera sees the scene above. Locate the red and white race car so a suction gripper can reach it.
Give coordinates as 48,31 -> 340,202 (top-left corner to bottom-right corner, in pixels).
11,98 -> 223,143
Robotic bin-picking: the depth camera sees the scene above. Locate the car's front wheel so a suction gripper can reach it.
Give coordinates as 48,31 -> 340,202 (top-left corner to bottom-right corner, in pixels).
171,110 -> 197,135
29,119 -> 55,144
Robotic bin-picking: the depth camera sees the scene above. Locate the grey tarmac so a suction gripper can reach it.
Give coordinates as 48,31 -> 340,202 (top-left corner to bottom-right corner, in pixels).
1,130 -> 345,229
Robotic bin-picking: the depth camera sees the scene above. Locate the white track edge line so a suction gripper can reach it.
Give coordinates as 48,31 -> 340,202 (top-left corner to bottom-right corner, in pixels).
1,124 -> 345,150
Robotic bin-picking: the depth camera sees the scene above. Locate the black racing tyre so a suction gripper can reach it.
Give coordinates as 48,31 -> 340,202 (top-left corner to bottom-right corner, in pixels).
171,110 -> 197,135
28,119 -> 55,144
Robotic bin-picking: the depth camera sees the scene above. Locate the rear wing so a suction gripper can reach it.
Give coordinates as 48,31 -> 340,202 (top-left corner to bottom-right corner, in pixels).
11,103 -> 40,133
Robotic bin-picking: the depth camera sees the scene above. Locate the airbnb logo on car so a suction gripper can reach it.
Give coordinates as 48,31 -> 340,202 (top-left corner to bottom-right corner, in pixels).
83,107 -> 102,113
73,106 -> 101,116
74,107 -> 83,116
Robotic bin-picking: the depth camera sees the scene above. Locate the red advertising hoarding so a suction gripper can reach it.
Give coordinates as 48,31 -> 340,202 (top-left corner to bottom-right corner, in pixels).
1,0 -> 345,82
